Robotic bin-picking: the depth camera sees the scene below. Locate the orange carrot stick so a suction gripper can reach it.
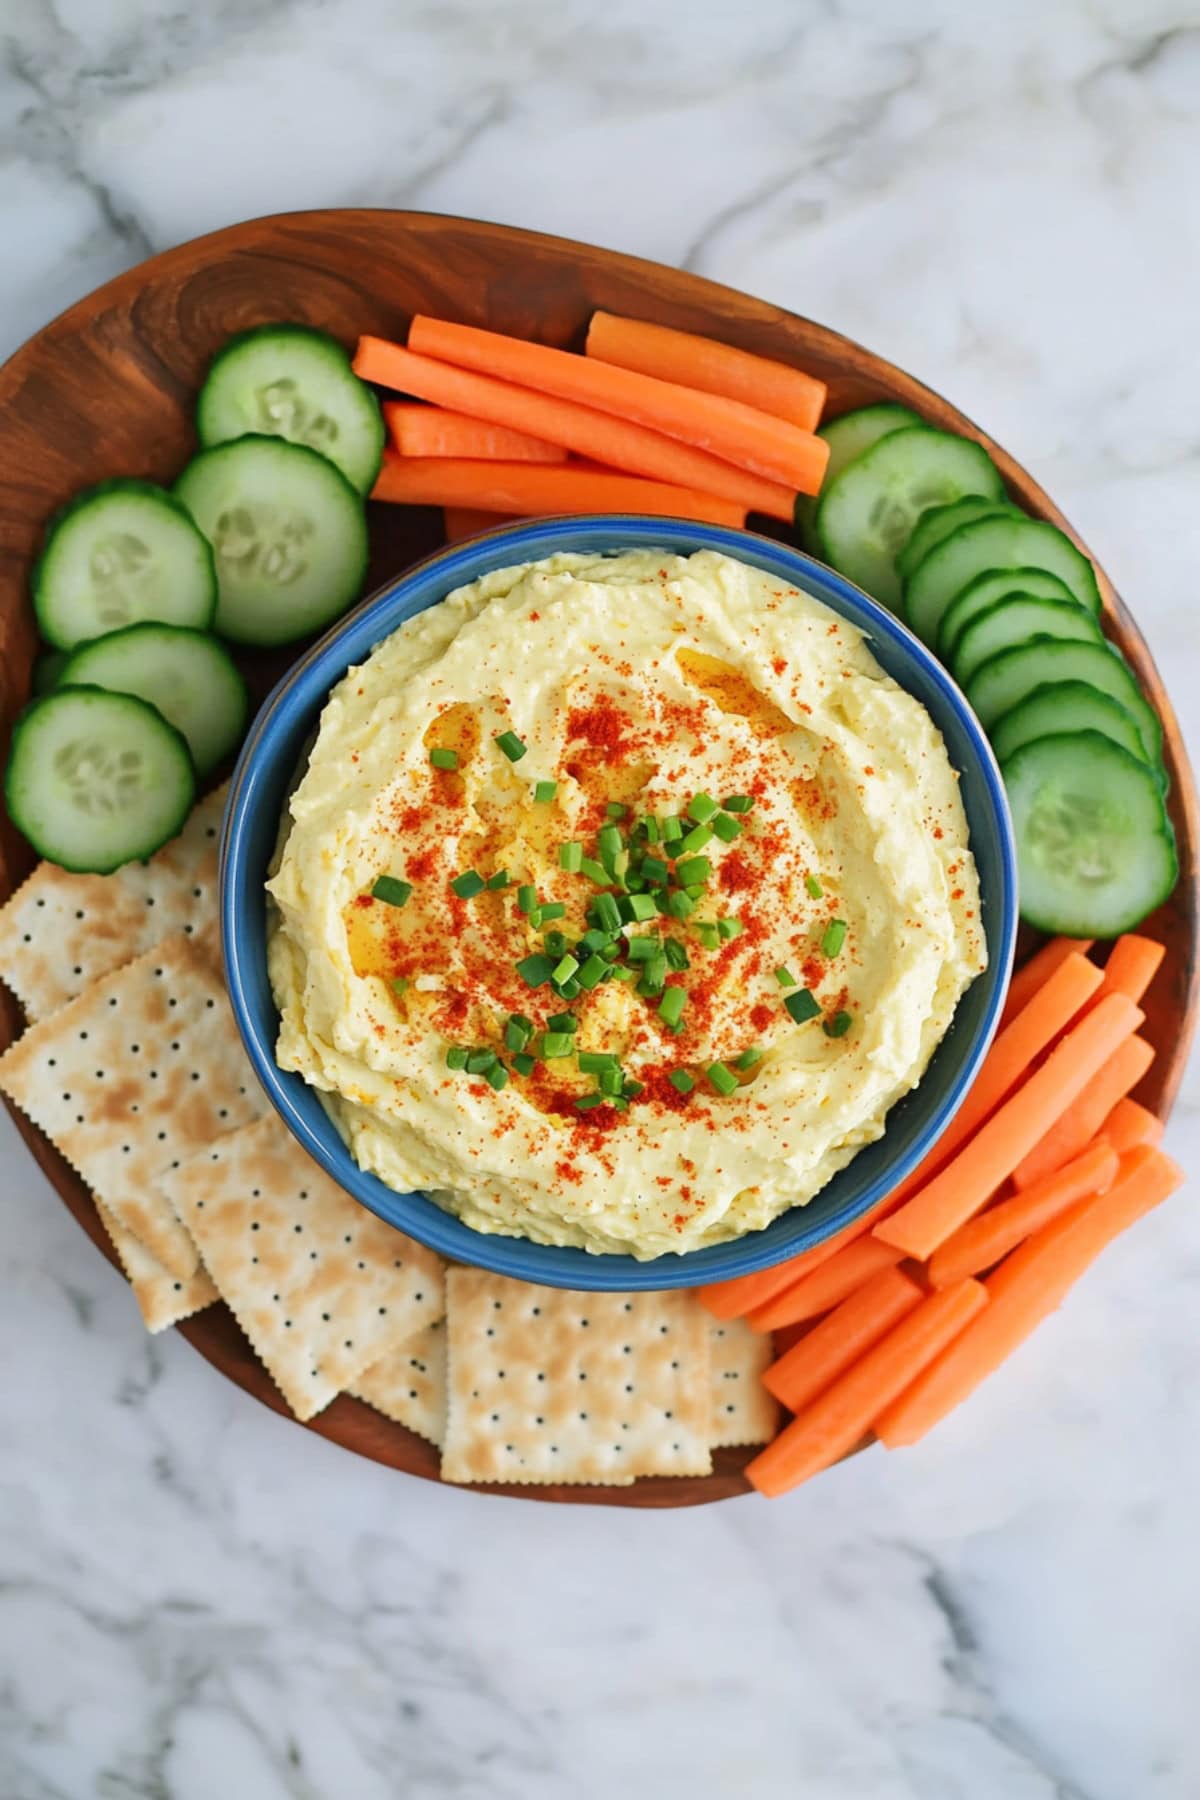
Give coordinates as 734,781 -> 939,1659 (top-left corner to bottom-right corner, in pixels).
881,951 -> 1105,1216
443,507 -> 517,543
698,1191 -> 899,1321
586,310 -> 827,433
385,402 -> 567,463
747,1234 -> 906,1331
999,937 -> 1094,1029
875,1146 -> 1184,1448
763,1266 -> 925,1412
409,314 -> 828,495
354,337 -> 794,518
1011,1034 -> 1155,1190
370,454 -> 747,529
1101,1096 -> 1164,1156
875,993 -> 1143,1261
746,1280 -> 989,1495
1087,933 -> 1166,1010
926,1138 -> 1119,1290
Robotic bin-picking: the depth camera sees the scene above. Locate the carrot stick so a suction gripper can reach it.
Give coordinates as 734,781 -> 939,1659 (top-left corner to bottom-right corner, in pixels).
874,993 -> 1143,1261
385,402 -> 567,463
874,1146 -> 1184,1448
1011,1034 -> 1155,1190
1088,933 -> 1166,1010
443,507 -> 516,543
354,337 -> 794,518
747,1234 -> 906,1331
370,454 -> 747,529
999,937 -> 1094,1029
409,314 -> 828,495
746,1280 -> 989,1495
586,310 -> 827,433
880,951 -> 1105,1216
763,1267 -> 925,1412
1102,1096 -> 1164,1156
926,1138 -> 1119,1290
698,1190 -> 899,1321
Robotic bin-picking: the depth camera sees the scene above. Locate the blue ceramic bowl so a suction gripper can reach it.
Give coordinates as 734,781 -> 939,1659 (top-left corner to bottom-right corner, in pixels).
222,517 -> 1017,1291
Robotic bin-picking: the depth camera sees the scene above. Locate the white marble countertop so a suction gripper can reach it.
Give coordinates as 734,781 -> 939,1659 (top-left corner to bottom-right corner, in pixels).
2,2 -> 1198,1795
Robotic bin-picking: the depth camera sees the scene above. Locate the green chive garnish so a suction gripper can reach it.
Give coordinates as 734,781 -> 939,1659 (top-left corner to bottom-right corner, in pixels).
609,964 -> 638,983
658,987 -> 686,1029
669,1069 -> 695,1095
821,918 -> 847,957
430,747 -> 458,771
543,929 -> 568,957
611,1094 -> 630,1112
542,1031 -> 574,1058
723,795 -> 754,814
694,921 -> 720,950
390,977 -> 409,995
641,815 -> 660,844
638,953 -> 667,996
664,938 -> 690,971
516,953 -> 555,988
578,1050 -> 619,1073
577,928 -> 609,955
711,812 -> 741,843
551,953 -> 580,985
675,856 -> 711,887
688,793 -> 718,824
806,874 -> 824,899
775,965 -> 797,987
517,884 -> 538,914
575,1094 -> 605,1110
451,870 -> 485,899
717,917 -> 743,941
485,1062 -> 509,1091
485,870 -> 509,891
666,890 -> 696,920
465,1048 -> 497,1074
619,892 -> 658,923
627,936 -> 661,963
706,1061 -> 738,1096
371,876 -> 412,908
495,730 -> 527,762
641,854 -> 669,884
785,989 -> 821,1025
661,816 -> 684,843
504,1013 -> 533,1052
623,1078 -> 645,1099
735,1046 -> 764,1069
678,822 -> 713,856
538,901 -> 566,923
824,1010 -> 854,1039
548,1013 -> 578,1033
598,823 -> 623,862
445,1046 -> 469,1070
577,953 -> 608,990
513,1052 -> 536,1077
591,893 -> 622,935
534,779 -> 557,802
605,801 -> 628,820
558,976 -> 582,999
598,1065 -> 624,1095
580,856 -> 609,885
559,841 -> 583,873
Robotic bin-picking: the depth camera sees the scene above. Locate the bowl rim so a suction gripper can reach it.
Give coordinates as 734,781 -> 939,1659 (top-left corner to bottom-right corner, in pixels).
221,513 -> 1017,1291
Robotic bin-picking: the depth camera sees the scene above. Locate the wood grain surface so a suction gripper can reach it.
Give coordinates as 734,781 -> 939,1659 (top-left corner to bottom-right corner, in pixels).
0,209 -> 1194,1507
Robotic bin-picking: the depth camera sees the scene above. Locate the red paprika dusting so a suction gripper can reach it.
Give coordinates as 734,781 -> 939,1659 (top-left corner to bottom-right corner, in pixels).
407,846 -> 439,882
353,893 -> 374,911
750,1001 -> 774,1034
718,848 -> 755,894
566,696 -> 632,757
771,655 -> 787,676
801,954 -> 825,989
555,1159 -> 582,1186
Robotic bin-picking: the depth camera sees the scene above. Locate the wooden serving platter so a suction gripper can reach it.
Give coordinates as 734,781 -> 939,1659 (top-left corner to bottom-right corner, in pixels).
0,210 -> 1195,1507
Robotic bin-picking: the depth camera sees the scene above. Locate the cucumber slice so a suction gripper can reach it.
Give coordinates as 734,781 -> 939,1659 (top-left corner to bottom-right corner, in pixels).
1003,731 -> 1177,936
939,567 -> 1076,659
990,682 -> 1152,771
174,436 -> 369,647
816,427 -> 1004,610
952,596 -> 1102,687
904,515 -> 1101,645
965,639 -> 1162,763
5,687 -> 195,873
31,478 -> 217,651
797,404 -> 921,550
896,495 -> 1020,581
32,650 -> 67,696
59,624 -> 249,777
196,325 -> 385,494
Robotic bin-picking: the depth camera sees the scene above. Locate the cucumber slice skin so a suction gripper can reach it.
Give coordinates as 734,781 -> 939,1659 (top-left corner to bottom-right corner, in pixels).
990,681 -> 1154,772
59,623 -> 250,777
816,427 -> 1004,611
939,567 -> 1076,659
31,478 -> 218,651
196,324 -> 385,495
796,404 -> 921,551
952,596 -> 1103,687
5,686 -> 196,874
896,496 -> 1020,582
174,436 -> 370,648
32,650 -> 67,696
965,639 -> 1163,764
1002,730 -> 1177,937
904,515 -> 1102,645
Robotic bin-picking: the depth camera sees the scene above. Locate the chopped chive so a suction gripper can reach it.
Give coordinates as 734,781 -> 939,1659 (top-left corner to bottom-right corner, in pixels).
610,1094 -> 630,1112
706,1060 -> 738,1096
534,779 -> 557,802
824,1010 -> 854,1039
578,1050 -> 619,1073
580,856 -> 609,886
445,1046 -> 469,1070
591,892 -> 622,935
605,801 -> 628,820
620,892 -> 658,923
609,964 -> 638,983
598,1065 -> 624,1096
723,794 -> 754,814
821,918 -> 847,957
678,822 -> 713,856
559,841 -> 583,873
485,868 -> 511,890
576,928 -> 608,956
517,883 -> 538,914
641,854 -> 669,884
577,953 -> 609,990
641,815 -> 660,844
541,1031 -> 574,1058
429,747 -> 458,771
683,884 -> 706,901
717,917 -> 743,941
806,873 -> 824,899
666,890 -> 696,920
627,935 -> 661,963
625,872 -> 646,894
611,848 -> 631,883
485,1062 -> 509,1091
538,901 -> 567,923
658,987 -> 686,1029
551,953 -> 580,985
774,965 -> 797,987
735,1046 -> 764,1069
598,822 -> 623,859
660,815 -> 684,843
451,870 -> 485,899
543,929 -> 568,957
664,938 -> 690,971
390,976 -> 409,996
674,856 -> 711,887
513,1052 -> 536,1077
558,976 -> 582,1000
711,811 -> 741,843
548,1012 -> 578,1033
688,792 -> 718,824
638,953 -> 668,995
516,953 -> 555,988
669,1069 -> 695,1095
623,1077 -> 645,1099
575,1094 -> 605,1110
495,730 -> 527,762
504,1013 -> 533,1052
465,1047 -> 497,1074
694,921 -> 720,950
371,875 -> 412,908
785,988 -> 821,1025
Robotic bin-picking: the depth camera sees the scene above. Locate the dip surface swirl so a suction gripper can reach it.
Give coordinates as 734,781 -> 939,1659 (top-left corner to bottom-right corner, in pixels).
268,548 -> 986,1257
